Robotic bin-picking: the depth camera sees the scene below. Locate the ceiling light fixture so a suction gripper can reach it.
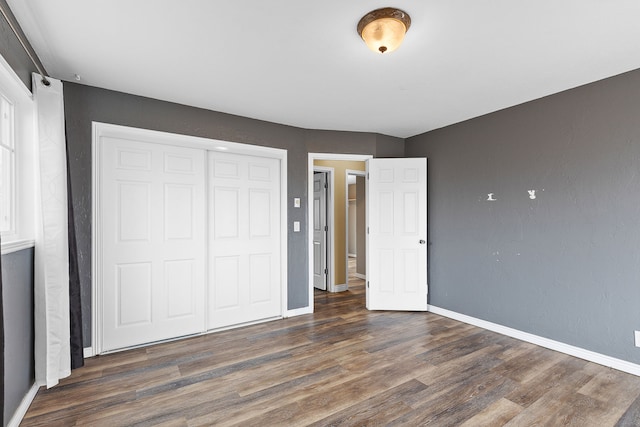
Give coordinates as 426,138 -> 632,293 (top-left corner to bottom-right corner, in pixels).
357,7 -> 411,54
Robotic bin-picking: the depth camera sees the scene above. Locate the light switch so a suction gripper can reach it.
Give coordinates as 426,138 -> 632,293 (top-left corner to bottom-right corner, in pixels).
293,221 -> 300,232
294,197 -> 301,208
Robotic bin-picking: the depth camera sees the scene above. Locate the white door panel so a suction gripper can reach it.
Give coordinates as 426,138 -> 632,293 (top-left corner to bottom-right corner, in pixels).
367,158 -> 427,311
101,137 -> 206,351
208,152 -> 281,329
313,172 -> 328,290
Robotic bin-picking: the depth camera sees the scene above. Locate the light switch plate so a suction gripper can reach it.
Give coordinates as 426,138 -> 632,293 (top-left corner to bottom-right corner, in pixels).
293,221 -> 300,232
635,331 -> 640,347
294,198 -> 301,208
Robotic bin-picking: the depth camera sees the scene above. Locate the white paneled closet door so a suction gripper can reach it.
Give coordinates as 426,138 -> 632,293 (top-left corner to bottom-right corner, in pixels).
208,151 -> 282,330
101,138 -> 206,352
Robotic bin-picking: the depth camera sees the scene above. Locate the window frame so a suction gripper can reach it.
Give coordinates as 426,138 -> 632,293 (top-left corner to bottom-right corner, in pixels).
1,93 -> 16,238
0,53 -> 36,255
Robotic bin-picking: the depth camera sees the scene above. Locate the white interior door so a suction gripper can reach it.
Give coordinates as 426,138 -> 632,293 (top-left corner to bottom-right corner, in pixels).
313,172 -> 328,290
367,158 -> 427,311
101,137 -> 206,351
208,151 -> 282,329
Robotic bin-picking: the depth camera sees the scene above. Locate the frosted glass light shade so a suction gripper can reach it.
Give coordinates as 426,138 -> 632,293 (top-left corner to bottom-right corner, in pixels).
357,8 -> 411,54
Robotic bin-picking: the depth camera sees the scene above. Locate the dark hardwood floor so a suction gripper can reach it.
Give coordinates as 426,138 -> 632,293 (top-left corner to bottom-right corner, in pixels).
21,268 -> 640,426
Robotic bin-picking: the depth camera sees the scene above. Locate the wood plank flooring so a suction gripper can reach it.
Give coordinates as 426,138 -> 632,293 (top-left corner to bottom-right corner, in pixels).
22,273 -> 640,426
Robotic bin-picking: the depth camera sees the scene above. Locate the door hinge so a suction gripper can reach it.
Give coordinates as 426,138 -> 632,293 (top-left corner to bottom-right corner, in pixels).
367,172 -> 370,180
324,225 -> 328,232
367,281 -> 370,288
324,268 -> 328,275
367,227 -> 369,234
324,182 -> 328,189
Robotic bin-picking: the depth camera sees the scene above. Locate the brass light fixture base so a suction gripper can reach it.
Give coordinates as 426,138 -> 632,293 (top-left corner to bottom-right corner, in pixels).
357,8 -> 411,54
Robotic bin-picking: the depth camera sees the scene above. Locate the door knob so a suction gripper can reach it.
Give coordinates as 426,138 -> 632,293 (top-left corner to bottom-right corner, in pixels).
419,239 -> 426,244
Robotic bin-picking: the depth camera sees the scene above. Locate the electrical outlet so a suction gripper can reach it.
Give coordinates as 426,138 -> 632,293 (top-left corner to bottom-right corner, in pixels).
635,331 -> 640,347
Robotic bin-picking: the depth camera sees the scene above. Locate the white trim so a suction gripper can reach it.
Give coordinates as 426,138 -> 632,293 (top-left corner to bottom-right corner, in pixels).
280,152 -> 288,324
354,273 -> 366,280
92,122 -> 287,156
91,123 -> 101,354
428,305 -> 640,377
308,153 -> 372,312
83,346 -> 95,358
1,239 -> 34,255
203,155 -> 210,337
310,153 -> 374,161
348,253 -> 356,258
0,50 -> 32,97
333,283 -> 348,293
7,382 -> 40,427
365,160 -> 370,308
313,166 -> 334,292
285,306 -> 313,317
92,122 -> 288,355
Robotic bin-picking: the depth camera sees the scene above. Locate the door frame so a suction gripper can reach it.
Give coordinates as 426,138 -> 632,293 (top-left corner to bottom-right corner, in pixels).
92,122 -> 288,355
307,153 -> 372,312
345,169 -> 366,290
312,168 -> 332,291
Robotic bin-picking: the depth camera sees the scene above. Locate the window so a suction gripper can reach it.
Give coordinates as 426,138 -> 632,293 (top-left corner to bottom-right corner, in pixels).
0,54 -> 36,253
0,94 -> 15,235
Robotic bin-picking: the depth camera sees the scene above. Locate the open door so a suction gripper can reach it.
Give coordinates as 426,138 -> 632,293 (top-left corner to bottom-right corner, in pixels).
313,172 -> 328,290
367,158 -> 427,311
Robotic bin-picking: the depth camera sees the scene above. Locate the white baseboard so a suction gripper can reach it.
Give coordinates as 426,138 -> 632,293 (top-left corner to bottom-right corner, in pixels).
348,253 -> 356,258
285,306 -> 313,317
354,273 -> 366,280
83,346 -> 95,358
333,283 -> 348,292
8,382 -> 40,427
428,305 -> 640,377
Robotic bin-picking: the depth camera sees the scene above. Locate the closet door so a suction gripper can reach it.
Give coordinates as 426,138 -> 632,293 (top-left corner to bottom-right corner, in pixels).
101,138 -> 206,352
208,151 -> 281,329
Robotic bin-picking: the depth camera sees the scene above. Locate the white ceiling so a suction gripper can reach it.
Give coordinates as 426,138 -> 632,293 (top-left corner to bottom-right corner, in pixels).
8,1 -> 640,138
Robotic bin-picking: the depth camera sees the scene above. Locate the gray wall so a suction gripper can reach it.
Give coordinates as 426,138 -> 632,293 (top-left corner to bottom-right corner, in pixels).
1,248 -> 35,426
406,68 -> 640,364
63,82 -> 404,347
0,0 -> 43,90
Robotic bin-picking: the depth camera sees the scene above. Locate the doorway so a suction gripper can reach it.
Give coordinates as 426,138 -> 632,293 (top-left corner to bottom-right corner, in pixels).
307,154 -> 372,310
308,154 -> 428,313
345,170 -> 366,292
313,159 -> 366,293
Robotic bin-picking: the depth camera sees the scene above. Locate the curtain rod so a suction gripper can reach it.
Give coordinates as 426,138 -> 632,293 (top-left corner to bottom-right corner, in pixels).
0,3 -> 50,86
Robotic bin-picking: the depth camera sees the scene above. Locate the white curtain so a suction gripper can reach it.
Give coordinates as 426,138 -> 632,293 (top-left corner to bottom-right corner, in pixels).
33,73 -> 71,388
